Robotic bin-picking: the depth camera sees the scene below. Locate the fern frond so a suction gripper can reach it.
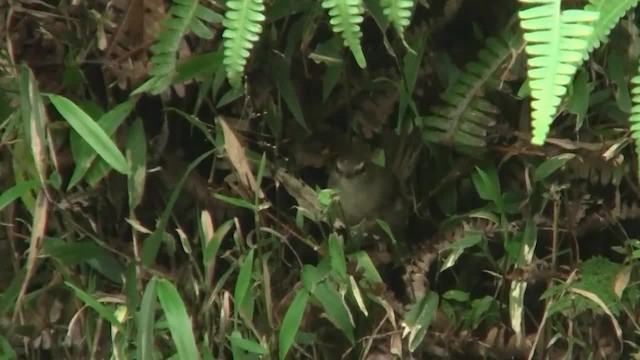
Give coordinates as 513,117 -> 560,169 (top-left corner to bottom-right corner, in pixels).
583,0 -> 639,59
380,0 -> 414,42
222,0 -> 266,89
321,0 -> 367,68
419,32 -> 523,152
133,0 -> 223,95
518,0 -> 599,146
629,61 -> 640,180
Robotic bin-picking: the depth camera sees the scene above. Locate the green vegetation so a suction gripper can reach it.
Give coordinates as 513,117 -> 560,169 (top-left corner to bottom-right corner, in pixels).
2,0 -> 640,358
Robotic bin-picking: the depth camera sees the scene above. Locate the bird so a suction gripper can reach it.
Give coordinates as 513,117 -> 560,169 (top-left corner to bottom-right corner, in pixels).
327,139 -> 410,240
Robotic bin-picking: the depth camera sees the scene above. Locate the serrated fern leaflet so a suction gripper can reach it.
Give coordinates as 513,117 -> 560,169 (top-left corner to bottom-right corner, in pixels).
629,61 -> 640,182
420,31 -> 523,152
222,0 -> 265,88
222,0 -> 266,89
583,0 -> 639,59
518,0 -> 599,146
380,0 -> 414,44
133,0 -> 223,95
322,0 -> 367,68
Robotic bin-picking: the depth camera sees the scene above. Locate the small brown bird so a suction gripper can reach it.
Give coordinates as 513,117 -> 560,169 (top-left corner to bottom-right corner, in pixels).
327,140 -> 411,239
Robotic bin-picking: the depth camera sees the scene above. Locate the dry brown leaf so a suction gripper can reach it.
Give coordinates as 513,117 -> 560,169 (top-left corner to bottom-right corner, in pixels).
275,168 -> 322,220
569,287 -> 622,345
613,265 -> 631,298
104,0 -> 166,89
353,85 -> 399,138
13,190 -> 49,323
219,117 -> 263,198
25,68 -> 49,190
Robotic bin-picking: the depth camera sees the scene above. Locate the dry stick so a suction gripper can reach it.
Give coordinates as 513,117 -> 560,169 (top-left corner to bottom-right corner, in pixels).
103,0 -> 141,60
130,210 -> 143,291
551,190 -> 560,271
90,316 -> 104,360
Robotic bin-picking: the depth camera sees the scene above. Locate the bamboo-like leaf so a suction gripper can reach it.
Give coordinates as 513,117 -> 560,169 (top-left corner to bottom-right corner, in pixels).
156,279 -> 200,360
278,290 -> 309,360
48,94 -> 129,175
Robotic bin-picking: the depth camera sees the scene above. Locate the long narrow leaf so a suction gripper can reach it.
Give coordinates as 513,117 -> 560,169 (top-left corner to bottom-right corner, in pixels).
47,94 -> 129,174
156,279 -> 200,360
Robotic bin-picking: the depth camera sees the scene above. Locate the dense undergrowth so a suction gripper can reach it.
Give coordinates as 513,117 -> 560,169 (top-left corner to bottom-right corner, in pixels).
3,0 -> 640,359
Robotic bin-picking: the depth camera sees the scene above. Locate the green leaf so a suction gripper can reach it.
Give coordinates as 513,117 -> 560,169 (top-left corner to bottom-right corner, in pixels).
350,251 -> 383,283
0,180 -> 39,212
328,233 -> 347,281
266,0 -> 315,22
468,296 -> 496,329
0,270 -> 25,318
279,289 -> 310,360
156,279 -> 200,360
203,219 -> 235,263
567,69 -> 590,131
441,231 -> 483,271
310,36 -> 344,101
84,157 -> 115,187
607,48 -> 632,113
301,264 -> 330,292
65,281 -> 123,331
442,290 -> 469,302
446,231 -> 483,250
67,99 -> 134,189
42,239 -> 104,266
404,291 -> 439,351
87,255 -> 125,285
175,51 -> 223,84
471,166 -> 503,210
216,86 -> 244,108
375,219 -> 398,244
228,330 -> 268,355
398,31 -> 426,125
124,264 -> 140,314
212,193 -> 259,211
271,53 -> 307,130
234,249 -> 255,316
137,279 -> 158,360
533,153 -> 576,183
48,94 -> 129,175
310,281 -> 354,343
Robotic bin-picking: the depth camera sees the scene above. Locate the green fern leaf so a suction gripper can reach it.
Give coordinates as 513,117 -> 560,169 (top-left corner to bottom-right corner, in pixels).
380,0 -> 414,43
518,0 -> 599,146
629,61 -> 640,179
420,32 -> 523,152
583,0 -> 639,59
133,0 -> 223,95
222,0 -> 266,89
322,0 -> 367,68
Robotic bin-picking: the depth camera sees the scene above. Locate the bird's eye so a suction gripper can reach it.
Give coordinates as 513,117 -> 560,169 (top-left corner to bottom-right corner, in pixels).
352,161 -> 365,175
